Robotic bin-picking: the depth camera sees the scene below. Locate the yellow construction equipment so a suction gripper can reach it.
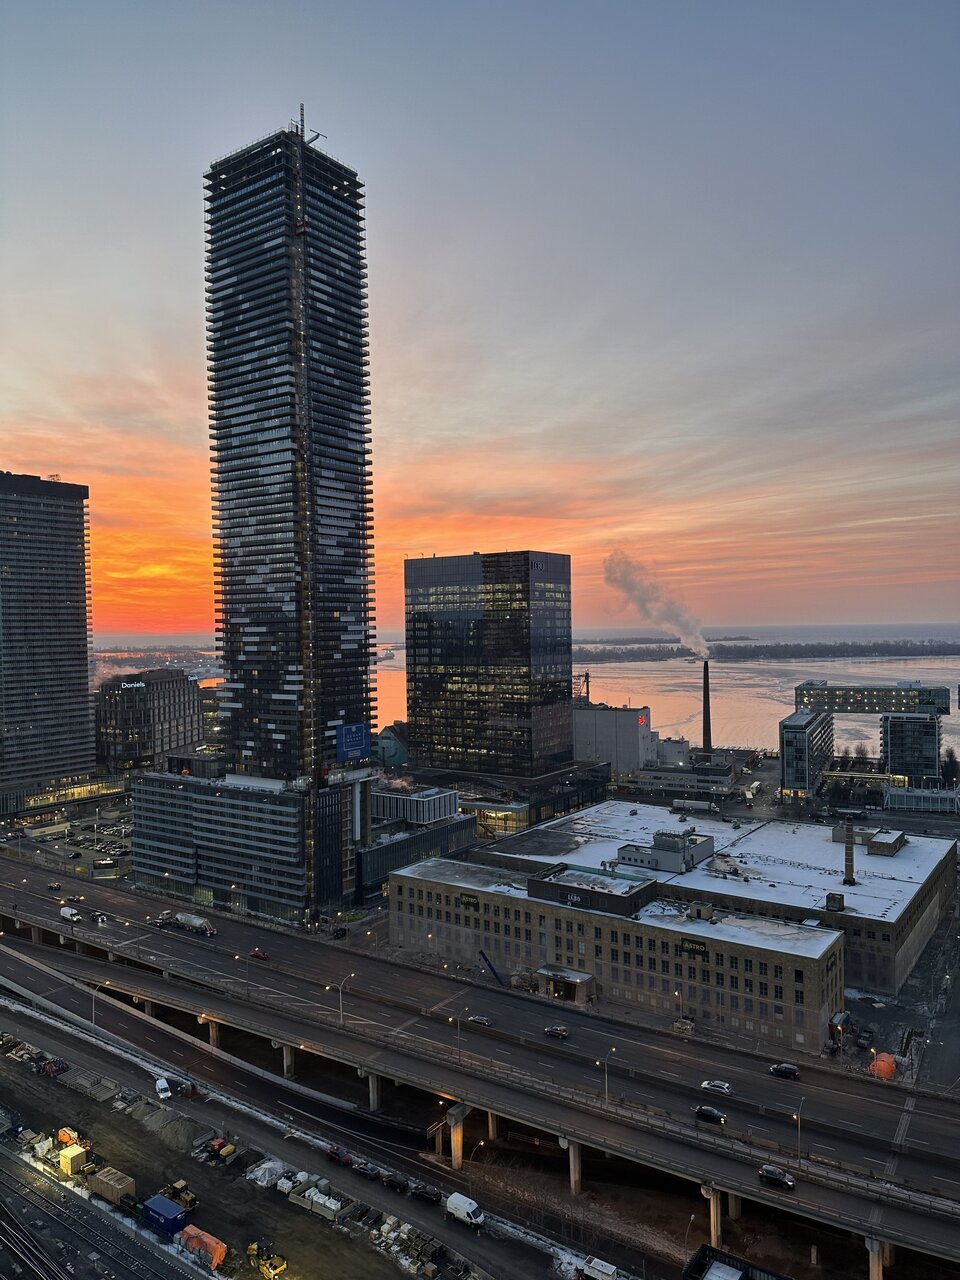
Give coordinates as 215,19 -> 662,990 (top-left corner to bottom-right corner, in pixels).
246,1241 -> 287,1278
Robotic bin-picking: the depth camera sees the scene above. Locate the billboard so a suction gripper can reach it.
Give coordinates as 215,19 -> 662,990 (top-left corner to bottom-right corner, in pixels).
336,723 -> 371,763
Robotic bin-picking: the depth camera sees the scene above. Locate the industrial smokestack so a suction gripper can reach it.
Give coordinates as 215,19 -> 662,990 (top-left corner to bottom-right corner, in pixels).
843,817 -> 856,885
702,660 -> 713,754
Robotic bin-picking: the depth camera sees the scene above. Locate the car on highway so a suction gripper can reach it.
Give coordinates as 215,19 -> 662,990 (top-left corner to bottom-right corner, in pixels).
326,1145 -> 353,1167
155,1077 -> 172,1100
91,911 -> 108,925
758,1164 -> 796,1190
249,947 -> 270,962
67,851 -> 82,859
769,1062 -> 800,1079
700,1079 -> 733,1096
693,1105 -> 726,1125
66,895 -> 84,904
409,1181 -> 443,1204
467,1015 -> 491,1027
544,1025 -> 569,1040
47,882 -> 62,891
354,1162 -> 383,1180
381,1171 -> 409,1193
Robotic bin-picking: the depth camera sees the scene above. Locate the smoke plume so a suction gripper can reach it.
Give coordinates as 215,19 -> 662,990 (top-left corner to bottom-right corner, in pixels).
603,550 -> 709,658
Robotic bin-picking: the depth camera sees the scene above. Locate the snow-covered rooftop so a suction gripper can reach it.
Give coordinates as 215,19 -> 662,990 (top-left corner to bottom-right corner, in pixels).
489,801 -> 955,923
637,900 -> 840,959
396,859 -> 530,897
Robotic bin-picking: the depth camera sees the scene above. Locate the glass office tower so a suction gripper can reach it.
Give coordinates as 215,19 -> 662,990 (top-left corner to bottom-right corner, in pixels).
0,472 -> 95,813
405,551 -> 573,777
205,121 -> 375,906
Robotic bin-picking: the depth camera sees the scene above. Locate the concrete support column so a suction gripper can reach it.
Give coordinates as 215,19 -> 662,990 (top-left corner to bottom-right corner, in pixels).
31,926 -> 42,944
449,1116 -> 464,1171
486,1111 -> 500,1141
367,1072 -> 380,1112
568,1140 -> 582,1196
881,1244 -> 895,1267
434,1126 -> 444,1156
206,1020 -> 220,1048
142,1000 -> 154,1018
727,1192 -> 742,1220
700,1185 -> 722,1248
282,1044 -> 295,1079
865,1237 -> 883,1280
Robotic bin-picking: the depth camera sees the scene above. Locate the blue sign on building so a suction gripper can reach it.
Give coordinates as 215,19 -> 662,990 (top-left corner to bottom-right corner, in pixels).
336,722 -> 371,763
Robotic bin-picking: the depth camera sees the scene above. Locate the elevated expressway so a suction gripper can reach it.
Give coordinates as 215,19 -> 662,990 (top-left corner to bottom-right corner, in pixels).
0,885 -> 958,1276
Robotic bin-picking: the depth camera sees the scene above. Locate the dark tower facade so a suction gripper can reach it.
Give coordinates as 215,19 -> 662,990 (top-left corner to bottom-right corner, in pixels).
205,121 -> 375,905
405,551 -> 573,777
0,472 -> 94,813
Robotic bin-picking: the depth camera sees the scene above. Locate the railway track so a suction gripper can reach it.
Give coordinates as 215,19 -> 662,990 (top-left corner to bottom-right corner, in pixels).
0,1147 -> 192,1280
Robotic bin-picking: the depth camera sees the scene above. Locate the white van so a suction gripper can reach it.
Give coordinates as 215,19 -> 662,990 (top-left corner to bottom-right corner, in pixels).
445,1192 -> 484,1228
155,1077 -> 172,1100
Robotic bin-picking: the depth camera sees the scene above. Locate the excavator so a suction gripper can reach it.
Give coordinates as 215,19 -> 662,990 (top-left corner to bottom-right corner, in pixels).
246,1240 -> 287,1278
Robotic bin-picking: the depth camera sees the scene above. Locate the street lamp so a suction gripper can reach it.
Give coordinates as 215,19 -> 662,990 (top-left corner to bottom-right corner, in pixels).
366,928 -> 379,951
596,1047 -> 616,1108
91,980 -> 110,1028
792,1096 -> 805,1164
325,973 -> 355,1027
448,1007 -> 469,1064
674,988 -> 683,1020
234,953 -> 250,998
468,1139 -> 485,1162
683,1213 -> 696,1256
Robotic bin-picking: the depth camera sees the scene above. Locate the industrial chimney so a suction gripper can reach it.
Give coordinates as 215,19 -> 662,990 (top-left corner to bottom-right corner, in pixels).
842,817 -> 856,886
702,660 -> 713,754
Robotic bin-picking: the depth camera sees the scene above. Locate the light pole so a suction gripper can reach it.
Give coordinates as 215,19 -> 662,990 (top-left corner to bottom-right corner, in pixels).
366,928 -> 379,951
325,973 -> 355,1027
448,1007 -> 469,1064
91,980 -> 110,1028
792,1096 -> 805,1164
468,1139 -> 485,1162
674,988 -> 683,1020
683,1213 -> 696,1256
596,1047 -> 616,1107
234,953 -> 250,998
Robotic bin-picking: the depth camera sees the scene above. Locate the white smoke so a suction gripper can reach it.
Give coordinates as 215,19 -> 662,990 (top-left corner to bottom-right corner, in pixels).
603,550 -> 709,658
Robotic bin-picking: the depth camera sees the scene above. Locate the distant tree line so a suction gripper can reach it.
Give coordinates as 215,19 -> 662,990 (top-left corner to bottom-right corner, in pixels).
572,639 -> 960,664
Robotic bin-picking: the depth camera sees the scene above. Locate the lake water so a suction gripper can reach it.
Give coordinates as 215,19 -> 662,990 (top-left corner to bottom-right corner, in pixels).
375,652 -> 960,756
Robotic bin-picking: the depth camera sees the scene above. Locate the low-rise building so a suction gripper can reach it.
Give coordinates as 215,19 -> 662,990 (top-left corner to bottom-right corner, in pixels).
389,855 -> 843,1053
389,800 -> 956,1000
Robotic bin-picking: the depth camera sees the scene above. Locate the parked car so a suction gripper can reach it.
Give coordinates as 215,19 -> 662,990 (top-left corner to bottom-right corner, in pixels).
856,1025 -> 876,1049
409,1181 -> 443,1204
354,1162 -> 383,1181
249,947 -> 270,961
47,882 -> 62,891
758,1164 -> 796,1190
331,926 -> 347,940
326,1145 -> 353,1167
693,1105 -> 727,1125
769,1062 -> 800,1079
381,1171 -> 409,1193
701,1080 -> 733,1096
544,1025 -> 569,1040
467,1015 -> 491,1027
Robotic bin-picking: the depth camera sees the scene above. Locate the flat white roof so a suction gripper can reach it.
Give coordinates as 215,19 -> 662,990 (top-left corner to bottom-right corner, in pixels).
637,900 -> 840,959
545,867 -> 648,897
490,801 -> 955,924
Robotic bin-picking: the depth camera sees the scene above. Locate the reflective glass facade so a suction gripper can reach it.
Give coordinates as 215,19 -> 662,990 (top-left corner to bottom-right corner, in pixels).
207,129 -> 374,776
204,126 -> 375,906
405,552 -> 573,777
0,473 -> 94,813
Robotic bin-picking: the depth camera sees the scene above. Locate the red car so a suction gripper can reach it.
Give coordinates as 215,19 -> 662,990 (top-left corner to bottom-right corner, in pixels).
249,947 -> 270,962
326,1145 -> 353,1167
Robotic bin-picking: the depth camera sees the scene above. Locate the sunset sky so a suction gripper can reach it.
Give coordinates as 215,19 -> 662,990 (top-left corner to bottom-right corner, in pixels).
2,1 -> 958,639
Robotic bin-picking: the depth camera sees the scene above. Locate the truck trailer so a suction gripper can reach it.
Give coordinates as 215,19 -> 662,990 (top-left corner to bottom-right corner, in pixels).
154,911 -> 217,937
670,799 -> 719,814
